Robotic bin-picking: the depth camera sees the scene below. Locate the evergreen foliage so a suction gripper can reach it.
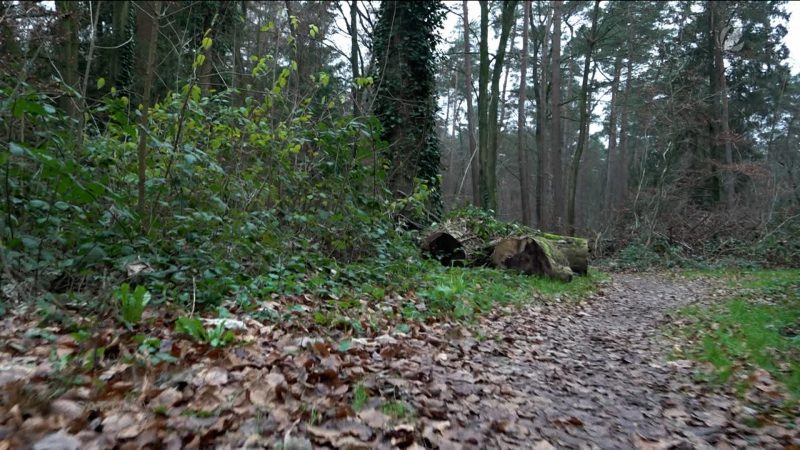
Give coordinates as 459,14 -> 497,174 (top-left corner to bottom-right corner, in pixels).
372,1 -> 446,220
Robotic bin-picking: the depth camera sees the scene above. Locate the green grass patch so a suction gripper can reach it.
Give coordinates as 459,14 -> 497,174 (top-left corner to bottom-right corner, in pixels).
412,266 -> 604,322
675,269 -> 800,397
380,400 -> 414,419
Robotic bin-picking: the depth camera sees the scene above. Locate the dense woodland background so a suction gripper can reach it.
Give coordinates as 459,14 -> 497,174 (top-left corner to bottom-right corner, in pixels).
1,0 -> 799,308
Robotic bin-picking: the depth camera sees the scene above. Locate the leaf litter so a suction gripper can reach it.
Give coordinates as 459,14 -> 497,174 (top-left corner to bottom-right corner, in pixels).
1,274 -> 798,448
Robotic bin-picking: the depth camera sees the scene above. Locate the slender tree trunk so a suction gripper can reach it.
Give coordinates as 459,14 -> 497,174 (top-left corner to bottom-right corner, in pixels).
604,54 -> 622,216
477,1 -> 491,210
110,1 -> 130,87
350,0 -> 360,115
550,0 -> 562,230
711,1 -> 734,208
463,0 -> 480,205
617,6 -> 634,207
566,0 -> 600,235
77,1 -> 102,151
535,4 -> 553,230
136,1 -> 161,219
517,1 -> 532,226
498,21 -> 517,133
483,0 -> 518,213
56,1 -> 79,122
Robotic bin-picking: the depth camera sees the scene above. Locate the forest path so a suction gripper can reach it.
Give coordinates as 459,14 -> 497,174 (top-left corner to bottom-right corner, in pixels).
394,273 -> 791,449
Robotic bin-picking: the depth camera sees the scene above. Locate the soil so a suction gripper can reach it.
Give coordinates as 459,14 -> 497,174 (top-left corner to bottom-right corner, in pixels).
382,273 -> 799,449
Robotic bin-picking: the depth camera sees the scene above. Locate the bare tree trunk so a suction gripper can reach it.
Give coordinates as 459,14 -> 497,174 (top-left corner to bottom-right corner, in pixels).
350,0 -> 360,115
550,0 -> 563,230
483,0 -> 518,213
498,21 -> 517,133
566,0 -> 600,235
616,6 -> 634,207
462,0 -> 480,205
535,3 -> 553,230
55,1 -> 79,122
110,1 -> 130,87
478,1 -> 491,209
77,1 -> 102,151
136,1 -> 161,219
604,54 -> 622,217
711,1 -> 735,208
517,1 -> 532,226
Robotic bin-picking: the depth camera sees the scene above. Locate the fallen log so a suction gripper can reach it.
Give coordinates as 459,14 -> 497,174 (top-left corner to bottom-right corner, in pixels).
420,213 -> 589,280
489,237 -> 574,281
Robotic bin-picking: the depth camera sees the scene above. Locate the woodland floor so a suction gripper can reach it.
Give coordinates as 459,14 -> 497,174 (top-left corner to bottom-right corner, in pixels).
1,273 -> 799,449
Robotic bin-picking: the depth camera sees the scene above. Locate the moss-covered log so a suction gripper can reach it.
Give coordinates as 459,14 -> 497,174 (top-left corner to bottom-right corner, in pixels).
420,213 -> 589,280
489,237 -> 574,281
537,233 -> 589,275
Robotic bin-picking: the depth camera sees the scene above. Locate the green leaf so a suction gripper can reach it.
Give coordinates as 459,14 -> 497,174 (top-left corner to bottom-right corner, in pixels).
193,53 -> 206,68
97,77 -> 106,90
319,72 -> 330,87
338,339 -> 352,352
9,142 -> 27,156
12,99 -> 45,118
201,37 -> 213,50
176,317 -> 208,342
29,199 -> 49,210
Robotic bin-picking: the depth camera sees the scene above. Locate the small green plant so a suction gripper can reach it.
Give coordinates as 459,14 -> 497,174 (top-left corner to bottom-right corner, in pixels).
352,383 -> 368,411
175,317 -> 236,348
380,400 -> 413,419
116,283 -> 151,329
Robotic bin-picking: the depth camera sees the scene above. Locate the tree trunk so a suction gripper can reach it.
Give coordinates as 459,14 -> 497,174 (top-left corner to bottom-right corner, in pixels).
535,5 -> 553,230
550,0 -> 563,231
711,1 -> 735,208
109,1 -> 130,88
136,1 -> 161,219
420,216 -> 588,281
617,8 -> 633,207
350,0 -> 360,116
484,0 -> 518,213
566,0 -> 600,235
462,0 -> 480,206
55,1 -> 80,122
604,54 -> 622,217
517,1 -> 532,226
477,1 -> 491,210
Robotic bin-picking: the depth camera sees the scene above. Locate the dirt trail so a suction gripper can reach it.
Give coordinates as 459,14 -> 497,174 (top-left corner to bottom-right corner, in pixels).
3,274 -> 797,449
387,273 -> 797,449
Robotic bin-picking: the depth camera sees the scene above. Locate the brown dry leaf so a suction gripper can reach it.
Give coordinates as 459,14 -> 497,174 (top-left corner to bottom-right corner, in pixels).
632,434 -> 680,450
194,366 -> 229,387
187,385 -> 223,412
49,399 -> 84,421
532,440 -> 555,450
102,412 -> 146,439
357,408 -> 390,429
32,431 -> 81,450
151,387 -> 183,408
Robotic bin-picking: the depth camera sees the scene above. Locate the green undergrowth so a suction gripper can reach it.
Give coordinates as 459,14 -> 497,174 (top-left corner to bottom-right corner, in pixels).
410,265 -> 603,321
674,269 -> 800,398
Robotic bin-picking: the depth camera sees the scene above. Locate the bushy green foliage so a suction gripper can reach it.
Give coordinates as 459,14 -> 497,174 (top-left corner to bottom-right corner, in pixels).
0,62 -> 409,308
441,206 -> 534,240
